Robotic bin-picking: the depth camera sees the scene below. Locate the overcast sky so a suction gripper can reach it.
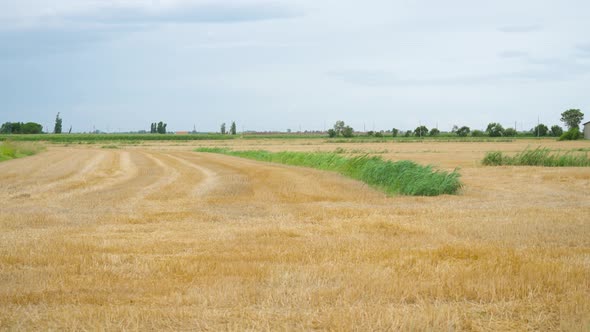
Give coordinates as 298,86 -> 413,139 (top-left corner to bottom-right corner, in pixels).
1,0 -> 589,133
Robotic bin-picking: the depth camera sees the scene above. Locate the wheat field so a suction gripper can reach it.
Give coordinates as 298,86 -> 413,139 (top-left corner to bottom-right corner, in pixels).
1,139 -> 589,330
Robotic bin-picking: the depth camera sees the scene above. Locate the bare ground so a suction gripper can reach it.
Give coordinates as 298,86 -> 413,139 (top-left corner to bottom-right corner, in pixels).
0,140 -> 589,330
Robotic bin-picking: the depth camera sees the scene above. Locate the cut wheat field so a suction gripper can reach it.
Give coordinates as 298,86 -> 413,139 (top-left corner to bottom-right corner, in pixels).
1,139 -> 589,330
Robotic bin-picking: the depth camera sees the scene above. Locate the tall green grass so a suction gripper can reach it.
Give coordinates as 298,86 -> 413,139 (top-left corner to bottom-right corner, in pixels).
0,141 -> 44,162
482,147 -> 590,167
195,148 -> 462,196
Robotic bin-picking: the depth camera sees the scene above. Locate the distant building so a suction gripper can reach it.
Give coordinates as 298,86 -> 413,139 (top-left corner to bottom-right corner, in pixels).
584,121 -> 590,139
175,131 -> 189,135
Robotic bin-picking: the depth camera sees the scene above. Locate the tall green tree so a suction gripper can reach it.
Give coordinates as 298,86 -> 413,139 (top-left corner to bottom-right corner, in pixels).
486,123 -> 504,137
54,112 -> 62,134
550,125 -> 563,137
0,122 -> 12,134
230,121 -> 237,135
156,121 -> 167,134
341,126 -> 354,137
560,109 -> 584,130
414,125 -> 428,137
456,126 -> 470,137
220,123 -> 226,135
333,120 -> 345,136
532,124 -> 548,137
22,122 -> 43,134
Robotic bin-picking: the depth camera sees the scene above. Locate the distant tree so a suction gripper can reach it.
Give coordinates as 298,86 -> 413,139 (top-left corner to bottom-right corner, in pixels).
333,120 -> 346,136
341,126 -> 354,138
429,128 -> 440,136
456,126 -> 470,137
404,130 -> 412,137
532,124 -> 548,137
414,126 -> 428,137
54,112 -> 62,134
486,123 -> 504,137
150,123 -> 157,134
560,109 -> 584,130
1,122 -> 43,134
327,129 -> 337,138
366,131 -> 374,137
230,121 -> 237,135
68,126 -> 72,134
471,130 -> 485,137
451,125 -> 459,133
12,122 -> 22,134
157,121 -> 167,134
0,122 -> 12,134
374,131 -> 383,138
391,128 -> 399,137
220,123 -> 226,135
550,125 -> 563,137
503,128 -> 517,137
21,122 -> 43,134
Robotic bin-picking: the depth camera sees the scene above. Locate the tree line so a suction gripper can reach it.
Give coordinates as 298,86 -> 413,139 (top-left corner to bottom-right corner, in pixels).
1,109 -> 584,138
326,109 -> 584,140
0,122 -> 43,134
150,122 -> 167,134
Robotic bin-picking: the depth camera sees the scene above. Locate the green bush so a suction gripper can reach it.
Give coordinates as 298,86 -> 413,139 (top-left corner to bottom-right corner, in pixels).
482,147 -> 590,167
503,128 -> 517,137
196,148 -> 462,196
481,151 -> 504,166
471,130 -> 485,137
559,127 -> 581,141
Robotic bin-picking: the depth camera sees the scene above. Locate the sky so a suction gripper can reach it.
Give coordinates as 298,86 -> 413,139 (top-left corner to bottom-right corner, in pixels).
1,0 -> 589,133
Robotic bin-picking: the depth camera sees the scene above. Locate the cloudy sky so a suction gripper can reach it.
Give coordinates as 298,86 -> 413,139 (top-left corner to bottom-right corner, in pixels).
1,0 -> 589,133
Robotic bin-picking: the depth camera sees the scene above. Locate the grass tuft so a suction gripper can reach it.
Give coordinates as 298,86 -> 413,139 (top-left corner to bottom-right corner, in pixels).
196,148 -> 462,196
482,147 -> 590,167
0,141 -> 44,162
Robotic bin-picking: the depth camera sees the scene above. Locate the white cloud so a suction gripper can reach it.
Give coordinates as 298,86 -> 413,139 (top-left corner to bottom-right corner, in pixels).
0,0 -> 589,132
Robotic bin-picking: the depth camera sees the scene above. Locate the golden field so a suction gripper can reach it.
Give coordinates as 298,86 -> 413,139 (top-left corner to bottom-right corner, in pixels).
0,139 -> 589,331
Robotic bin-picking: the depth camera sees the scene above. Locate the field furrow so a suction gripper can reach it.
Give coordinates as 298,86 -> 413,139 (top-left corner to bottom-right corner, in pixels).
0,142 -> 589,331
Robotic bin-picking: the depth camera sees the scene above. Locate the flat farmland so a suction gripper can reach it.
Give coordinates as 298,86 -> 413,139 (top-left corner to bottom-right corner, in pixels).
1,139 -> 589,330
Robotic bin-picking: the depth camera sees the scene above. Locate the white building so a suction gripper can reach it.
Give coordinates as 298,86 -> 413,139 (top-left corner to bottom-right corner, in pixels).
584,121 -> 590,140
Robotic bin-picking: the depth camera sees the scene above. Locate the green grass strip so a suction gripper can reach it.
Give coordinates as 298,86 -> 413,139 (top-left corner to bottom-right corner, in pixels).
482,147 -> 590,167
195,148 -> 462,196
0,141 -> 45,162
